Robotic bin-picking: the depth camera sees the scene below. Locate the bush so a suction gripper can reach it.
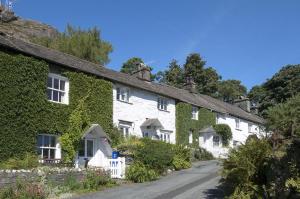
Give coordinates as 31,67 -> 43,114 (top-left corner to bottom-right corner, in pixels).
126,162 -> 158,183
83,169 -> 113,190
194,147 -> 214,161
172,145 -> 191,170
63,174 -> 81,191
134,138 -> 174,174
213,124 -> 232,146
0,153 -> 39,169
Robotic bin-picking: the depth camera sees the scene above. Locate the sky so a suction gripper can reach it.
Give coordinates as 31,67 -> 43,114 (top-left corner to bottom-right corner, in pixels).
13,0 -> 300,90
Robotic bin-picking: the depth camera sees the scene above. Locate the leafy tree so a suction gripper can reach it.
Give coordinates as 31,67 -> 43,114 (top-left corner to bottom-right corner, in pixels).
183,53 -> 206,79
156,60 -> 184,88
199,67 -> 220,96
248,65 -> 300,115
217,80 -> 247,102
31,24 -> 113,65
120,57 -> 144,74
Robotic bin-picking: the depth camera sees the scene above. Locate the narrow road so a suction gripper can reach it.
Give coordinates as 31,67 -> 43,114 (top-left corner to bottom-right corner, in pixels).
74,160 -> 223,199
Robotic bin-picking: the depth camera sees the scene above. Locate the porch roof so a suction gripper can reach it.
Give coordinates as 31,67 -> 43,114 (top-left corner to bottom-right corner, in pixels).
141,118 -> 164,129
199,126 -> 216,134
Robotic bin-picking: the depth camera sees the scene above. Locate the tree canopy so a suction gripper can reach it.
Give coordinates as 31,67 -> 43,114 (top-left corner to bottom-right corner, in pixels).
31,24 -> 113,65
217,80 -> 247,103
120,57 -> 144,74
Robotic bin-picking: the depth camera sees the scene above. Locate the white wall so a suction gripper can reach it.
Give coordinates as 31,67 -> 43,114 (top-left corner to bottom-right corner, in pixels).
113,83 -> 176,144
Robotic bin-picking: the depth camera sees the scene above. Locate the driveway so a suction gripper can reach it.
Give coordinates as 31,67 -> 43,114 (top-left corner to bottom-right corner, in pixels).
73,160 -> 223,199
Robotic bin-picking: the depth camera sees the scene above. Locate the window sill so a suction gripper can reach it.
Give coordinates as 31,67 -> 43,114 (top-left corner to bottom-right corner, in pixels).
235,128 -> 242,131
191,118 -> 198,121
48,100 -> 69,105
158,109 -> 170,113
117,99 -> 133,105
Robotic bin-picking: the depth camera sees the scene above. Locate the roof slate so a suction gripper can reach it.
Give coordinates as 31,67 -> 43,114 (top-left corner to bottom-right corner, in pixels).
0,35 -> 264,124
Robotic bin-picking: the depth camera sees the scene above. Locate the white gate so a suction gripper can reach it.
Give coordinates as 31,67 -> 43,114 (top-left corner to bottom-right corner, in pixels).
109,157 -> 125,179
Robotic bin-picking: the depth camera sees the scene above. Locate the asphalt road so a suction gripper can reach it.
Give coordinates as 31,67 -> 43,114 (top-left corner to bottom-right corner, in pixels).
73,160 -> 223,199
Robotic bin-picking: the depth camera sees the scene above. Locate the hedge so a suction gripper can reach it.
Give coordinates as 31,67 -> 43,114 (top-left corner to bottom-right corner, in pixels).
0,50 -> 113,161
176,102 -> 216,146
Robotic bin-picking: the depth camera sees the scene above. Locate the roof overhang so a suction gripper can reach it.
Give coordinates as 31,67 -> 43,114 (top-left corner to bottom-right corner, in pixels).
141,118 -> 164,129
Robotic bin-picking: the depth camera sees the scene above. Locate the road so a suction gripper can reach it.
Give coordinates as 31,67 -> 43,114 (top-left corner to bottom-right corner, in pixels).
73,160 -> 223,199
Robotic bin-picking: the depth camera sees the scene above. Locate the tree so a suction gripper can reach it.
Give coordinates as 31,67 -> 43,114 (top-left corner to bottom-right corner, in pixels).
120,57 -> 144,74
199,67 -> 220,96
156,60 -> 184,88
217,80 -> 247,102
31,24 -> 113,65
248,65 -> 300,115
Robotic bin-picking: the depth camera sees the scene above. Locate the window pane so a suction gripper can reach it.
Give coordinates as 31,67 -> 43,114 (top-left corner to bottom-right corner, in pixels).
47,77 -> 52,87
54,78 -> 59,89
59,92 -> 65,103
60,80 -> 65,91
43,149 -> 49,159
53,90 -> 59,102
44,136 -> 49,147
37,135 -> 43,147
50,136 -> 56,147
87,140 -> 94,157
78,140 -> 85,157
50,149 -> 55,159
47,89 -> 52,100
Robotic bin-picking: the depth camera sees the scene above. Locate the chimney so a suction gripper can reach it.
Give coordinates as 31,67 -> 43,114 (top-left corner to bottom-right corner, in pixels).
234,96 -> 251,112
131,63 -> 151,82
183,76 -> 197,93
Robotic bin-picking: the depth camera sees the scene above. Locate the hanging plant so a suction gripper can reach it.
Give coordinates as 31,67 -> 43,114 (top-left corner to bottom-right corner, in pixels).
213,124 -> 232,146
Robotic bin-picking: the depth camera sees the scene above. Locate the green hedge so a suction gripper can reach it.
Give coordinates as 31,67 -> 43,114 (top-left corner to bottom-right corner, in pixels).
176,102 -> 216,146
0,50 -> 113,161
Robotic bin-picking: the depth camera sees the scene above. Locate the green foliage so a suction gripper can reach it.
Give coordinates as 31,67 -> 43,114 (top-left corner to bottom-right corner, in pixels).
126,162 -> 159,183
217,80 -> 247,102
0,50 -> 113,162
172,145 -> 191,170
156,59 -> 184,88
193,147 -> 214,161
60,96 -> 91,162
248,64 -> 300,115
0,153 -> 39,169
266,94 -> 300,137
120,57 -> 144,74
116,136 -> 143,156
31,24 -> 113,65
63,174 -> 81,191
176,102 -> 216,145
213,124 -> 232,146
83,170 -> 113,190
135,138 -> 174,174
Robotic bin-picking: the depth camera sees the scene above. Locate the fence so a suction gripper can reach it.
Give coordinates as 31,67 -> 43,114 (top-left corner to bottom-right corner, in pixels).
109,157 -> 126,179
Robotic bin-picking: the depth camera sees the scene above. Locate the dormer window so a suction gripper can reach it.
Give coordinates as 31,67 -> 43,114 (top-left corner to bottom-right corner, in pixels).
157,97 -> 168,111
47,73 -> 69,104
191,106 -> 198,120
116,87 -> 130,102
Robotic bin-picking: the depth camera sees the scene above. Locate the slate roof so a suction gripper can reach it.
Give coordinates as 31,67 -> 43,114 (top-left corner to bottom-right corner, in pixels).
0,35 -> 264,124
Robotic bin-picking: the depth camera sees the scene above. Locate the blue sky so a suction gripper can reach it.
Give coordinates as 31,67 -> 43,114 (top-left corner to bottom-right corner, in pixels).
14,0 -> 300,90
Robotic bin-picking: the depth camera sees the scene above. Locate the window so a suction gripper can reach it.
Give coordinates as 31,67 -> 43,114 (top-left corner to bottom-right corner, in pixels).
248,124 -> 253,133
119,121 -> 132,137
191,106 -> 198,120
143,132 -> 149,137
213,136 -> 220,147
160,130 -> 171,143
47,73 -> 69,104
116,87 -> 130,102
235,119 -> 241,129
37,134 -> 57,159
78,139 -> 95,157
233,140 -> 239,147
157,97 -> 168,111
189,131 -> 193,144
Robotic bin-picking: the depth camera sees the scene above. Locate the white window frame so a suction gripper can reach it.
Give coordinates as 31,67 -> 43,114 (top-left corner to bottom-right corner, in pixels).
78,138 -> 95,158
191,106 -> 198,120
235,119 -> 241,130
160,130 -> 172,143
157,97 -> 168,111
189,131 -> 193,144
47,73 -> 69,105
116,87 -> 130,102
213,135 -> 220,147
119,121 -> 132,137
37,134 -> 57,159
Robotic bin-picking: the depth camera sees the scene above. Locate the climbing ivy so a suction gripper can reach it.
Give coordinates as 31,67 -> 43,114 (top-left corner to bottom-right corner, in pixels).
176,102 -> 216,146
0,49 -> 113,162
213,124 -> 232,146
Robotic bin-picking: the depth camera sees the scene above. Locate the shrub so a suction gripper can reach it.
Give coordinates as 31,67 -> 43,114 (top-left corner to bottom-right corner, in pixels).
172,145 -> 191,170
0,153 -> 39,169
194,147 -> 214,161
134,138 -> 174,174
63,174 -> 81,191
83,169 -> 112,190
126,162 -> 158,183
213,124 -> 232,146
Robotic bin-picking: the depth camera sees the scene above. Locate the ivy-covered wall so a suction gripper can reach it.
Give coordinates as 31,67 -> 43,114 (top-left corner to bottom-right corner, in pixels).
0,50 -> 113,161
176,102 -> 216,146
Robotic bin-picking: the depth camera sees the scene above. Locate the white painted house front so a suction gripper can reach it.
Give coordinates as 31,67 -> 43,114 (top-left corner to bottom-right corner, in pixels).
113,83 -> 176,144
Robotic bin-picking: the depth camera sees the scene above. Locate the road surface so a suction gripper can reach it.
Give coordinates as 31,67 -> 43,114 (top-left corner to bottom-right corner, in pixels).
73,160 -> 223,199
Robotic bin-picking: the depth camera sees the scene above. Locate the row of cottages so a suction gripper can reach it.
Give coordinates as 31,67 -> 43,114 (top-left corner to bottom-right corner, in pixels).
0,35 -> 264,168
